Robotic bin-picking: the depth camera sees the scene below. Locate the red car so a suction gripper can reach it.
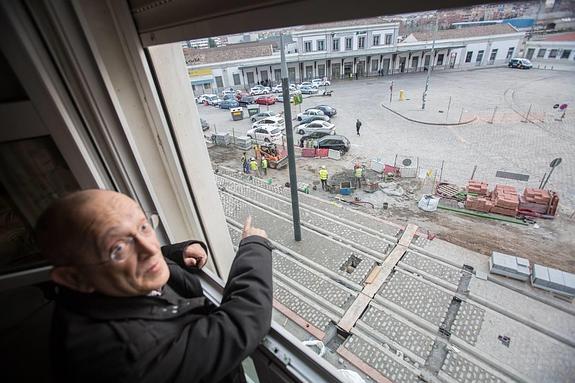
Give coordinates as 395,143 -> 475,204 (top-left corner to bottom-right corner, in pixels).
255,95 -> 276,105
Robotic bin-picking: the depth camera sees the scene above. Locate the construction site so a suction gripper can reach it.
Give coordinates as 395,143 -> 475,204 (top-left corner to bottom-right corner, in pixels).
202,67 -> 575,382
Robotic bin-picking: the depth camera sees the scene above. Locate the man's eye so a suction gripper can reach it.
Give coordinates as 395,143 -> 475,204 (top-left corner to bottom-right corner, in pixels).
110,243 -> 125,261
141,223 -> 152,234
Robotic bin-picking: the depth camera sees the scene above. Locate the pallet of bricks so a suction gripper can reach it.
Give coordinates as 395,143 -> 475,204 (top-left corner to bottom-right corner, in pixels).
464,181 -> 519,217
520,188 -> 559,216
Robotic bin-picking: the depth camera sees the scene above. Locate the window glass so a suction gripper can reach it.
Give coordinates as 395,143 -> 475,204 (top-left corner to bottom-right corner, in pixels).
465,51 -> 473,62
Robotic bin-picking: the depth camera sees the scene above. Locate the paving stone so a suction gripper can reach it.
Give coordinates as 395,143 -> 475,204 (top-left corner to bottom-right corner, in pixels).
412,235 -> 431,248
451,302 -> 486,346
400,251 -> 461,285
273,283 -> 333,331
217,167 -> 401,238
378,271 -> 452,326
217,174 -> 392,256
220,190 -> 375,285
343,335 -> 421,383
360,304 -> 434,359
442,351 -> 506,383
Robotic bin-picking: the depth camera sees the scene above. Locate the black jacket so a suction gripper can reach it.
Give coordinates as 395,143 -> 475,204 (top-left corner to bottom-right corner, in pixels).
51,236 -> 273,383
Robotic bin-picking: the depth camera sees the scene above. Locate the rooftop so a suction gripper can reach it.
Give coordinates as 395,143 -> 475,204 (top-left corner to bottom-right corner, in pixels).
294,16 -> 397,31
184,42 -> 273,65
534,31 -> 575,42
407,23 -> 520,42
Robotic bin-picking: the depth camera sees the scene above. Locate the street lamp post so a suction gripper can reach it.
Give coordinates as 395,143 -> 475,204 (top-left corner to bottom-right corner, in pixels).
422,17 -> 438,110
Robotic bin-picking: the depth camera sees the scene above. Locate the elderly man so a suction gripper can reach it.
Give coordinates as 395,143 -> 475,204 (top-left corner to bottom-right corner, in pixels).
35,189 -> 273,383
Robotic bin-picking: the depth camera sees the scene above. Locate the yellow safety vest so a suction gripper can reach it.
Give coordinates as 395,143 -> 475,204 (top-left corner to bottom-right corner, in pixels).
319,169 -> 328,180
261,158 -> 268,168
355,167 -> 363,177
250,161 -> 258,170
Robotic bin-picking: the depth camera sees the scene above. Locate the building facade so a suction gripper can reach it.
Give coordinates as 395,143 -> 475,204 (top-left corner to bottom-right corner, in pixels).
524,32 -> 575,62
186,22 -> 525,96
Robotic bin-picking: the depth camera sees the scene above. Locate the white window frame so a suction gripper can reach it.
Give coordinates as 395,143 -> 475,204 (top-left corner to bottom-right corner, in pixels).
373,35 -> 380,46
317,40 -> 325,51
304,40 -> 312,52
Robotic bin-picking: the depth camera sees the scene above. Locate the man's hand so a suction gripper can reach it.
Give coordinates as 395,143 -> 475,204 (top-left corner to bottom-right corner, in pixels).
183,243 -> 208,268
242,216 -> 267,239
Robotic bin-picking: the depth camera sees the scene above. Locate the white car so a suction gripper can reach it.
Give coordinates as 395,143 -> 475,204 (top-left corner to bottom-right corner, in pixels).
272,84 -> 283,93
296,121 -> 335,135
196,93 -> 217,104
252,116 -> 285,130
246,125 -> 282,143
250,85 -> 270,95
297,81 -> 318,90
251,111 -> 277,122
312,78 -> 331,87
297,108 -> 326,121
204,95 -> 222,106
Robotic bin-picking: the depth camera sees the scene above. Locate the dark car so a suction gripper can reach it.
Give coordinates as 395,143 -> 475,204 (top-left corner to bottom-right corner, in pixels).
508,58 -> 532,69
314,135 -> 350,155
298,129 -> 334,147
219,99 -> 240,109
237,95 -> 255,106
314,105 -> 337,117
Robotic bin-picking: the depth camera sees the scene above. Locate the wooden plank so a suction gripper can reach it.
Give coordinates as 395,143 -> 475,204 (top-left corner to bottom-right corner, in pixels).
362,244 -> 407,298
364,265 -> 381,285
337,293 -> 371,332
273,299 -> 326,340
398,223 -> 418,247
337,346 -> 393,383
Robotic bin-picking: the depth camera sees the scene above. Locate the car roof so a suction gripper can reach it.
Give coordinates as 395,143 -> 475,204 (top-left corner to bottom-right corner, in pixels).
305,108 -> 322,112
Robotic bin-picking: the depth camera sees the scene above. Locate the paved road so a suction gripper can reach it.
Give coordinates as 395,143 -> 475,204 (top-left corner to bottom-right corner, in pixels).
198,67 -> 575,210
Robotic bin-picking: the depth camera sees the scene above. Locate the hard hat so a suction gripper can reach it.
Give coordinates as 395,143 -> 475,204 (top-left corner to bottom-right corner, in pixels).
321,165 -> 326,169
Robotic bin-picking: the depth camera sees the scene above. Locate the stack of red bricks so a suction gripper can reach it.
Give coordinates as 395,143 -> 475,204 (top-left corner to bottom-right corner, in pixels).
520,188 -> 551,214
465,195 -> 494,213
491,185 -> 519,217
467,180 -> 489,195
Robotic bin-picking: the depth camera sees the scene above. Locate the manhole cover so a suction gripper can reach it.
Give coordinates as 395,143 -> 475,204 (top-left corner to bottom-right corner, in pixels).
402,158 -> 412,166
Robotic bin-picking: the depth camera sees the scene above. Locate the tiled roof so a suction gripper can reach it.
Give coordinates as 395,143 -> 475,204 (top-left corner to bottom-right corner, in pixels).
409,24 -> 519,42
296,16 -> 393,31
537,32 -> 575,42
184,42 -> 273,65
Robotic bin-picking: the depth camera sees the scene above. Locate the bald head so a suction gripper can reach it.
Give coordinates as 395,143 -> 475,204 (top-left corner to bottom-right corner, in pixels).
35,189 -> 137,266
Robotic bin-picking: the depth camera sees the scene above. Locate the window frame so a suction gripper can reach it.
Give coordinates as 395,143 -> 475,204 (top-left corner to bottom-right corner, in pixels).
317,39 -> 325,51
465,51 -> 473,62
304,40 -> 312,52
373,34 -> 380,46
332,38 -> 339,51
345,37 -> 353,50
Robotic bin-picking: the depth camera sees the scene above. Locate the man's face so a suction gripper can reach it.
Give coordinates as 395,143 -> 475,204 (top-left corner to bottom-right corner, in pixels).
79,193 -> 170,296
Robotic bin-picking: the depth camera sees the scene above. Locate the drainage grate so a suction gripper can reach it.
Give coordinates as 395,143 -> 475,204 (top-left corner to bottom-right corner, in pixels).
340,254 -> 362,274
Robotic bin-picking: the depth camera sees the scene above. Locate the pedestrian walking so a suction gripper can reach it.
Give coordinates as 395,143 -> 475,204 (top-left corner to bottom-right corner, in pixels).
261,157 -> 268,176
241,152 -> 248,174
249,157 -> 260,177
356,119 -> 362,136
355,72 -> 358,80
354,164 -> 363,189
319,166 -> 329,191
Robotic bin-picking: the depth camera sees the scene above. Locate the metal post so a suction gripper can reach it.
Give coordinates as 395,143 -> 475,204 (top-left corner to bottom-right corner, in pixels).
280,34 -> 302,241
541,166 -> 555,189
389,81 -> 393,103
458,108 -> 464,123
446,96 -> 452,120
422,17 -> 438,110
523,104 -> 532,123
538,172 -> 547,189
439,160 -> 444,182
489,106 -> 497,124
470,165 -> 477,180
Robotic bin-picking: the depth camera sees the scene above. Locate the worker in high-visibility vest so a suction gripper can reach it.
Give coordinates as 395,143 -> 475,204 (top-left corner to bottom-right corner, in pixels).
241,152 -> 248,174
354,164 -> 363,189
249,157 -> 259,177
261,157 -> 268,176
319,166 -> 329,191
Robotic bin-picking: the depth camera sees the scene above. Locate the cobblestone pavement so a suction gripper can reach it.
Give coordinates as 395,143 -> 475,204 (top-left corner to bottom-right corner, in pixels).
441,351 -> 506,383
450,302 -> 485,346
400,251 -> 461,286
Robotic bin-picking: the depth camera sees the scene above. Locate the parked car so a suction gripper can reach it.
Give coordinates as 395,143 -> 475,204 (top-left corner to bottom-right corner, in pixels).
204,95 -> 222,106
246,125 -> 282,143
313,105 -> 337,117
196,93 -> 217,104
298,81 -> 318,89
272,84 -> 283,93
250,85 -> 271,95
221,88 -> 235,97
508,58 -> 532,69
237,95 -> 255,106
255,95 -> 276,105
299,114 -> 330,124
312,78 -> 331,87
296,120 -> 335,135
298,129 -> 335,147
251,111 -> 276,122
200,118 -> 209,131
314,135 -> 350,154
299,85 -> 318,94
219,99 -> 240,109
297,108 -> 326,121
252,116 -> 285,130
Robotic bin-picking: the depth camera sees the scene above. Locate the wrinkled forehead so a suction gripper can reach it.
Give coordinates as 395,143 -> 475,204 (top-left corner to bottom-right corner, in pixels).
84,193 -> 144,238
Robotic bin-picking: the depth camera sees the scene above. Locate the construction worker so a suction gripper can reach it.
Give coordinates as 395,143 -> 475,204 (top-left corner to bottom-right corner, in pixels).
241,152 -> 248,174
249,157 -> 259,177
261,157 -> 268,176
354,163 -> 363,189
319,165 -> 329,191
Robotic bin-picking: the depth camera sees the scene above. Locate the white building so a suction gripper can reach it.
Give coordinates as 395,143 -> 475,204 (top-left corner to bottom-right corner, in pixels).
186,22 -> 525,95
524,32 -> 575,62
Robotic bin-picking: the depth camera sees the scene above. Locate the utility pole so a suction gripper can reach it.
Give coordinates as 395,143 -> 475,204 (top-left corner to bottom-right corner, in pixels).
280,33 -> 302,241
422,16 -> 438,110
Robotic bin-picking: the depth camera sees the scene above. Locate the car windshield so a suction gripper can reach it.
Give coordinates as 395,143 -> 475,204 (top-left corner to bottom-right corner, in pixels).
270,128 -> 280,134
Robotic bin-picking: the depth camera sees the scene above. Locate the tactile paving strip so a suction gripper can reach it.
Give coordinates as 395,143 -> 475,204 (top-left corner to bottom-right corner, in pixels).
442,351 -> 505,383
400,252 -> 461,286
273,283 -> 333,332
342,335 -> 421,383
360,304 -> 434,359
217,175 -> 392,256
378,272 -> 452,327
217,167 -> 401,238
220,191 -> 375,285
451,302 -> 486,346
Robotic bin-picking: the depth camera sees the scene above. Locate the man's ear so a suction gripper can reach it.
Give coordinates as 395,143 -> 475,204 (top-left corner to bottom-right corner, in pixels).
50,266 -> 96,293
